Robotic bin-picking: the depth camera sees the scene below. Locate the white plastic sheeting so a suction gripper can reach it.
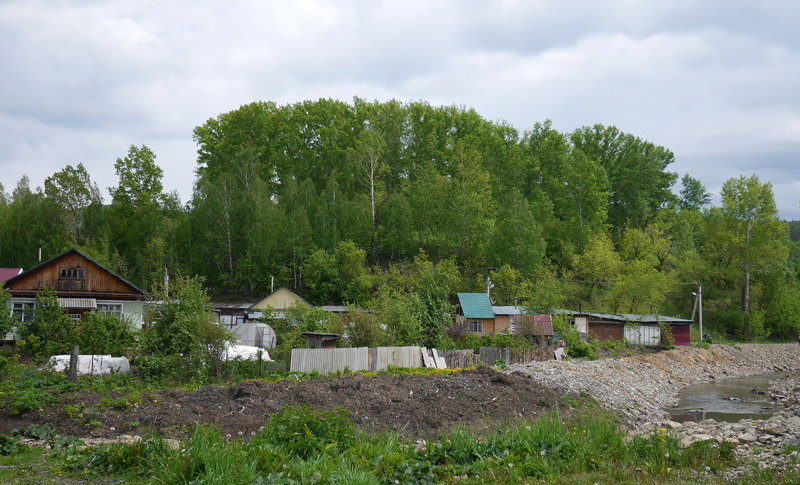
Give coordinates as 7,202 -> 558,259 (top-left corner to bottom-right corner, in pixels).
48,355 -> 131,375
223,344 -> 272,361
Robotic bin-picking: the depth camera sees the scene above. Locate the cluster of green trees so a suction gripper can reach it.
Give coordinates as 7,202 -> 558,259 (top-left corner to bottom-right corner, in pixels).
1,97 -> 798,341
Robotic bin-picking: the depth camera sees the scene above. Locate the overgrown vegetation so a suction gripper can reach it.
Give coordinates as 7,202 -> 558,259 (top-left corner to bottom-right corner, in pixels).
0,407 -> 781,484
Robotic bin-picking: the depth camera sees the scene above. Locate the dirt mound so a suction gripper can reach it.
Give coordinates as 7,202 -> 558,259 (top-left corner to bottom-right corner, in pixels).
0,367 -> 571,441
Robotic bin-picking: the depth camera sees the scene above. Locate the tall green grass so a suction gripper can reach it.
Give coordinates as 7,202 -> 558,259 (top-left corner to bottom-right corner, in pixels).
29,405 -> 788,484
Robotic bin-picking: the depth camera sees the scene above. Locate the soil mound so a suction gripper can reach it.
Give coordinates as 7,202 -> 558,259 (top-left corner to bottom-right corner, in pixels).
0,367 -> 568,441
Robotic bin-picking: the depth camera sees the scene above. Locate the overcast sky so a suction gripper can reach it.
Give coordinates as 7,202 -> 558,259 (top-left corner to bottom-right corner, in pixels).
2,1 -> 799,219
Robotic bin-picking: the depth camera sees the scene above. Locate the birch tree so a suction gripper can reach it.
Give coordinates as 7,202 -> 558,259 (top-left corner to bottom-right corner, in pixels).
349,129 -> 386,263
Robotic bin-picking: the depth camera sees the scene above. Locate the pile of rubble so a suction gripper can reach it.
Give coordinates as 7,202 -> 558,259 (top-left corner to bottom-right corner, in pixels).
652,414 -> 800,480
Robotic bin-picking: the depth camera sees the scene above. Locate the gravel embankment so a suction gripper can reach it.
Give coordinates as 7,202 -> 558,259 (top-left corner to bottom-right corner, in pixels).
508,344 -> 800,425
510,344 -> 800,480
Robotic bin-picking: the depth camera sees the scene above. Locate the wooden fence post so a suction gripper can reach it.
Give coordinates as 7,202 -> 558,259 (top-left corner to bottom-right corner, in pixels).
68,345 -> 79,383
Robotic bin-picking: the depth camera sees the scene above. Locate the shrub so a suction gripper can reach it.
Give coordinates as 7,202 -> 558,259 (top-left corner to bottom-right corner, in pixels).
659,323 -> 675,350
568,340 -> 597,360
18,288 -> 77,359
257,405 -> 354,459
77,312 -> 136,356
132,354 -> 173,386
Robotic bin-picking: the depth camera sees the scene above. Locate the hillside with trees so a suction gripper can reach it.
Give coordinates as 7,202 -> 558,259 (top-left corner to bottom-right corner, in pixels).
1,97 -> 799,342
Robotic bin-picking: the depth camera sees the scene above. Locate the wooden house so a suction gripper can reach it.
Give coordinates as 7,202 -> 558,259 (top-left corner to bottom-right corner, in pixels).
456,293 -> 496,335
552,310 -> 591,341
210,302 -> 277,349
248,287 -> 313,320
3,248 -> 149,330
213,302 -> 251,326
490,306 -> 516,334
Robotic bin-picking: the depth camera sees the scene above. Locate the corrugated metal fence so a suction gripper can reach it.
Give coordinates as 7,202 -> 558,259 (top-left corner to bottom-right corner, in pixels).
290,346 -> 551,374
291,346 -> 427,374
289,347 -> 370,374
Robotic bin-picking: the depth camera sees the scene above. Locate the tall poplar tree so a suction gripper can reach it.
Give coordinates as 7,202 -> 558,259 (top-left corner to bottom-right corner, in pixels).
44,163 -> 103,246
720,174 -> 788,338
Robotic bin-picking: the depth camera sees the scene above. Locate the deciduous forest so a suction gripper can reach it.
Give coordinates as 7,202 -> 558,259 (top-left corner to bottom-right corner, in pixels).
2,98 -> 799,341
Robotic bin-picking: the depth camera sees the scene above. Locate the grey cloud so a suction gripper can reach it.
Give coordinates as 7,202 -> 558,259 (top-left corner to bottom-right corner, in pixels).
1,0 -> 799,221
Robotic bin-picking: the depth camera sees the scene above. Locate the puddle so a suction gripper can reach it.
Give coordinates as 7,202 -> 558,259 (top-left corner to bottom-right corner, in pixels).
666,373 -> 787,423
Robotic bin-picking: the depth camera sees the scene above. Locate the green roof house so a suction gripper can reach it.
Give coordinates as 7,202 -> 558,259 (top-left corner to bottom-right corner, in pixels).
456,293 -> 498,335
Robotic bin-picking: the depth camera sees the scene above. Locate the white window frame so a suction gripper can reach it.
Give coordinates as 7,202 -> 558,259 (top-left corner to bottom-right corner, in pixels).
97,303 -> 123,319
12,302 -> 35,322
67,313 -> 82,322
469,320 -> 483,333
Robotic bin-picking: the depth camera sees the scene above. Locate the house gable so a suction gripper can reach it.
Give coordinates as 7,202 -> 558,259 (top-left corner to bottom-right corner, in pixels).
3,249 -> 147,300
250,287 -> 313,312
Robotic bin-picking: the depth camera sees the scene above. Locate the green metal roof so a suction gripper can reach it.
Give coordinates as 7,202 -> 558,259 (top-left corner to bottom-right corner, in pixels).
457,293 -> 495,319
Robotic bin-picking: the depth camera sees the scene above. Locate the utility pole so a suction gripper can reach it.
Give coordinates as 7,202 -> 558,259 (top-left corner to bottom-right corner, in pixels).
698,282 -> 703,340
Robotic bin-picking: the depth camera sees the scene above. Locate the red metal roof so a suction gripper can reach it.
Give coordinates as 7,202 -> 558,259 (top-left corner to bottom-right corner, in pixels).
515,314 -> 554,336
0,268 -> 22,283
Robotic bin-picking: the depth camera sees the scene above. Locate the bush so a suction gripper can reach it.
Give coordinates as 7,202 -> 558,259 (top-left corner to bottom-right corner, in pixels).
60,434 -> 171,476
131,354 -> 175,386
77,312 -> 136,356
18,288 -> 77,359
257,405 -> 354,459
568,340 -> 597,360
659,323 -> 676,350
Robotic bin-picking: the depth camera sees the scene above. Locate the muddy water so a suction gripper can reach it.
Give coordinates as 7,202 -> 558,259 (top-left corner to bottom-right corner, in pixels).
666,373 -> 787,423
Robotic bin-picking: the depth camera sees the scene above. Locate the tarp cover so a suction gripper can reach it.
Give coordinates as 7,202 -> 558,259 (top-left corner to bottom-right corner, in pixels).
49,355 -> 131,375
224,344 -> 272,361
